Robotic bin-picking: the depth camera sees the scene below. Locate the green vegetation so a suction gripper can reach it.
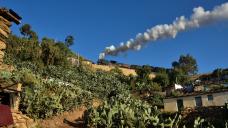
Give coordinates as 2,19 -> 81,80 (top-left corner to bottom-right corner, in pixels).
84,97 -> 164,128
3,23 -> 228,127
11,63 -> 131,119
172,54 -> 198,75
6,24 -> 76,68
4,24 -> 131,119
83,96 -> 226,128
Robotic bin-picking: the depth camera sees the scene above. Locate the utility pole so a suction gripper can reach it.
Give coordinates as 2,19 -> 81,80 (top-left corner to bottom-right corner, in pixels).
77,52 -> 80,67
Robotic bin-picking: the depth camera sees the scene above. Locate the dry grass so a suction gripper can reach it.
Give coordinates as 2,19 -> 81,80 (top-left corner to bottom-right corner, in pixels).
90,64 -> 156,79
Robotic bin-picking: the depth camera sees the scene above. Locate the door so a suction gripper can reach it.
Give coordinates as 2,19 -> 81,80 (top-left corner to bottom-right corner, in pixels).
177,99 -> 183,111
195,96 -> 202,107
0,92 -> 10,106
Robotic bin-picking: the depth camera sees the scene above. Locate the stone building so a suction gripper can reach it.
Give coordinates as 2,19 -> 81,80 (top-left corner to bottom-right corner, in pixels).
163,89 -> 228,112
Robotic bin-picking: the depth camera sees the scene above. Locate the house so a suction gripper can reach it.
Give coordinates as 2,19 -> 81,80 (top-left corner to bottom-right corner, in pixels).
222,75 -> 228,80
193,84 -> 205,92
0,83 -> 22,110
82,59 -> 93,65
165,84 -> 185,96
163,89 -> 228,112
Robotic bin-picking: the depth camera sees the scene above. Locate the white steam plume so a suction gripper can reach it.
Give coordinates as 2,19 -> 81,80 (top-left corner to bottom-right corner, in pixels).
99,2 -> 228,59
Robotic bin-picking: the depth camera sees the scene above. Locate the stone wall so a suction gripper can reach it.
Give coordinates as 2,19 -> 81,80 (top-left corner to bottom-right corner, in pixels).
11,109 -> 36,128
0,8 -> 21,66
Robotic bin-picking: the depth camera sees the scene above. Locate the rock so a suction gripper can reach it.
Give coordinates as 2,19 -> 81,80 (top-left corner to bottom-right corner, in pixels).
0,22 -> 11,34
26,119 -> 38,128
0,64 -> 14,71
0,50 -> 4,56
16,119 -> 26,123
21,115 -> 30,120
0,27 -> 8,38
0,34 -> 6,42
17,123 -> 27,128
0,40 -> 6,50
0,51 -> 4,61
0,58 -> 3,63
0,16 -> 12,27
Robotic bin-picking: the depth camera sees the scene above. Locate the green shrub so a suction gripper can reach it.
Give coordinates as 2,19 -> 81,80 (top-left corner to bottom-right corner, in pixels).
20,78 -> 93,119
0,71 -> 12,80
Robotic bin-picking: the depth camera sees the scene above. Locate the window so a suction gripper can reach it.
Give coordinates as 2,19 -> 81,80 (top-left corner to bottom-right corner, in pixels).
207,95 -> 213,101
177,99 -> 183,111
195,96 -> 202,107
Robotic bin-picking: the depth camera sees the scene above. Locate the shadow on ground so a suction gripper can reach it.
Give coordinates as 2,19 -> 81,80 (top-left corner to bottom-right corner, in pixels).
63,118 -> 84,128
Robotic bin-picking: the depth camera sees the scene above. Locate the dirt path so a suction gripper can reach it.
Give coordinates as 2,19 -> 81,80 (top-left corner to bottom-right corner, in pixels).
38,107 -> 85,128
38,100 -> 101,128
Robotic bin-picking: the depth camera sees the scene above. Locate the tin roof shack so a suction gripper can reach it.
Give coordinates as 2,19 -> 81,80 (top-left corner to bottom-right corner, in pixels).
163,89 -> 228,112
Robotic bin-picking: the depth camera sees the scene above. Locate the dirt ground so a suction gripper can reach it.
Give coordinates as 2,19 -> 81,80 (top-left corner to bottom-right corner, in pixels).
91,64 -> 156,78
38,100 -> 101,128
38,107 -> 85,128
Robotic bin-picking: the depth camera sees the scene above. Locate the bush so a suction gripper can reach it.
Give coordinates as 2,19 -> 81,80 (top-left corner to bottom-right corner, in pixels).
150,82 -> 162,92
20,68 -> 39,86
17,64 -> 131,119
170,91 -> 182,97
135,82 -> 161,92
84,96 -> 163,128
0,71 -> 12,80
153,73 -> 170,88
144,93 -> 164,107
19,77 -> 93,119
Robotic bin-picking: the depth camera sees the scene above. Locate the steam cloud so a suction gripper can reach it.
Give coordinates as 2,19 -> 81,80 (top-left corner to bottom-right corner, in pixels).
99,2 -> 228,59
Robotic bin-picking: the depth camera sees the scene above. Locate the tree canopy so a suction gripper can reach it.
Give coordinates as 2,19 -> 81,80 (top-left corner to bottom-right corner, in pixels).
19,24 -> 38,39
172,54 -> 198,75
6,24 -> 78,68
65,35 -> 74,47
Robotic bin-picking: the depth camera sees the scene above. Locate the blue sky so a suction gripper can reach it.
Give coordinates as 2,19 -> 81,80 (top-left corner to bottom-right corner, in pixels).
1,0 -> 228,73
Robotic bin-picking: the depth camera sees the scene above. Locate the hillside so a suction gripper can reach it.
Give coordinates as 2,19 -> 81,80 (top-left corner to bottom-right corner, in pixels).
90,63 -> 156,78
1,10 -> 228,128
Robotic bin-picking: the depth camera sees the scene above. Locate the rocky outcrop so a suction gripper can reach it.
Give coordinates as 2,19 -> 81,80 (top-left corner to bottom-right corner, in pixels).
0,8 -> 26,128
11,110 -> 37,128
0,8 -> 21,65
0,40 -> 6,50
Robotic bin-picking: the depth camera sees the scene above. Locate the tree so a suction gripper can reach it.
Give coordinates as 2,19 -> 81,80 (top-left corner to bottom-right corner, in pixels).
169,68 -> 190,85
212,68 -> 223,81
172,54 -> 198,75
136,65 -> 151,83
29,31 -> 38,40
20,24 -> 31,37
19,24 -> 38,40
41,37 -> 59,65
65,35 -> 74,47
153,73 -> 170,88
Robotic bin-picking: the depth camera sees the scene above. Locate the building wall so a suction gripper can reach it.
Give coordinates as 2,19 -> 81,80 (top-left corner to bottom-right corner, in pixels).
164,91 -> 228,112
164,98 -> 178,112
183,96 -> 195,108
212,92 -> 228,106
